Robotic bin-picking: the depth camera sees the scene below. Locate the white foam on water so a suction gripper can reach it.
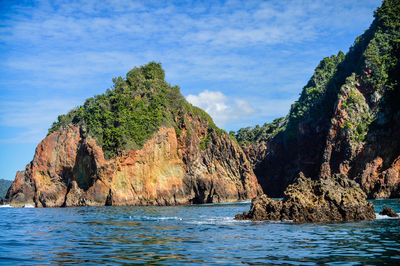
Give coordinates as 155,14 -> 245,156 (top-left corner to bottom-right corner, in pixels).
236,200 -> 251,204
186,216 -> 246,225
185,216 -> 295,225
0,204 -> 12,208
134,216 -> 183,221
23,204 -> 35,208
157,216 -> 183,221
375,213 -> 400,220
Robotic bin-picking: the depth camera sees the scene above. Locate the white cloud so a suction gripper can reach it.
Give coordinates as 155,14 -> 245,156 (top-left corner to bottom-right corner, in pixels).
0,0 -> 383,183
0,0 -> 381,139
187,90 -> 254,127
1,0 -> 381,93
186,90 -> 298,130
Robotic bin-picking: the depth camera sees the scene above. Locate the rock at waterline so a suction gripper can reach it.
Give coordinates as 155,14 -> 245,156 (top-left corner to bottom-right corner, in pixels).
235,173 -> 376,223
379,206 -> 399,218
4,63 -> 262,207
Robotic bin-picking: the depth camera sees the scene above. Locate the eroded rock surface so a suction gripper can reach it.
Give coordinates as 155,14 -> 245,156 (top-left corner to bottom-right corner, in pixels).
379,206 -> 399,218
238,0 -> 400,199
235,173 -> 375,223
5,118 -> 262,207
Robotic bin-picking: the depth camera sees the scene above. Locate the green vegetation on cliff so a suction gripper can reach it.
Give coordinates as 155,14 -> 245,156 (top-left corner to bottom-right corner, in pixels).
0,179 -> 12,199
49,62 -> 219,158
371,0 -> 400,123
285,51 -> 345,139
236,0 -> 400,146
232,117 -> 286,145
338,0 -> 400,141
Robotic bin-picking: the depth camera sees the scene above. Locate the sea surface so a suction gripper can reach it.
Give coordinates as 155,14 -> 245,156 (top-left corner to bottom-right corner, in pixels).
0,199 -> 399,265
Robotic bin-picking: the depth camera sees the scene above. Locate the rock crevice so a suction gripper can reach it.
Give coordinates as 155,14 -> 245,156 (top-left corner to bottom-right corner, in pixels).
5,121 -> 262,207
235,173 -> 375,223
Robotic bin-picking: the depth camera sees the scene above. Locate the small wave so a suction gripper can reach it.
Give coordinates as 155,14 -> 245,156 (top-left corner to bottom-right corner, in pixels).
375,213 -> 400,220
157,216 -> 182,221
132,216 -> 183,221
186,216 -> 241,225
186,216 -> 295,225
0,204 -> 12,208
23,204 -> 35,208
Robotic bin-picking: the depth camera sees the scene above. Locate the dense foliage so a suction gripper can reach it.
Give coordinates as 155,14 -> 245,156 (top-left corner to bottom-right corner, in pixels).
373,0 -> 400,116
232,117 -> 286,145
339,74 -> 373,144
0,179 -> 12,199
284,52 -> 345,138
235,0 -> 400,146
49,62 -> 218,158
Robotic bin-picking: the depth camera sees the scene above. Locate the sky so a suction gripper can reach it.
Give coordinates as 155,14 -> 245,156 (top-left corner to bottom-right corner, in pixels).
0,0 -> 382,180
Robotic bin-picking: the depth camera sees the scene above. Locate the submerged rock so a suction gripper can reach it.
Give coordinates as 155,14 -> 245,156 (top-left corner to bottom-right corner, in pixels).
379,206 -> 399,218
235,173 -> 375,223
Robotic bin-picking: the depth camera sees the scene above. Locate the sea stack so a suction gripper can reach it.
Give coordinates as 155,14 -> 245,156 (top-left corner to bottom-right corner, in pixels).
235,173 -> 376,222
4,62 -> 262,207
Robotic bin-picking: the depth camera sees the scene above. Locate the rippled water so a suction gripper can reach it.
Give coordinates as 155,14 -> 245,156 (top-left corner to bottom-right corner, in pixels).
0,199 -> 399,265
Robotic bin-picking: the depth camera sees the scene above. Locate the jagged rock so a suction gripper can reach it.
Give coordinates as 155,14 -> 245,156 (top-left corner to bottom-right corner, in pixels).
5,122 -> 261,207
4,63 -> 262,207
379,206 -> 399,217
237,0 -> 400,199
235,173 -> 375,223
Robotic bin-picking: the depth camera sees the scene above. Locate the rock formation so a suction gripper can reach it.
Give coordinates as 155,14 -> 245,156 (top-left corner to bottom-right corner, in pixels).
4,63 -> 262,207
379,206 -> 399,217
235,173 -> 376,223
235,0 -> 400,199
0,179 -> 12,200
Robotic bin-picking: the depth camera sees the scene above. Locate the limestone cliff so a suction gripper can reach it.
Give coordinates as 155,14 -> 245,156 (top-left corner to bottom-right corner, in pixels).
5,64 -> 261,207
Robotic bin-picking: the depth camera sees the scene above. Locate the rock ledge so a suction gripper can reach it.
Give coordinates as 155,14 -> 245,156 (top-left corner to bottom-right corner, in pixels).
235,173 -> 376,223
379,206 -> 399,218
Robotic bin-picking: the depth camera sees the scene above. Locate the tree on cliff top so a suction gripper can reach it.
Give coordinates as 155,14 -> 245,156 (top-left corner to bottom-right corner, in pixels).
236,0 -> 400,146
48,62 -> 219,158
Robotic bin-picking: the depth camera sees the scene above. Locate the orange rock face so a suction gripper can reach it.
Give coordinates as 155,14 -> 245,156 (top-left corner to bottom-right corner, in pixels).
243,74 -> 400,199
316,77 -> 400,199
5,116 -> 261,207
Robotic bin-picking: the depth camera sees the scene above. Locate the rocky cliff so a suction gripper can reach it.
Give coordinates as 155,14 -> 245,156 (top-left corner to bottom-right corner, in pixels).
236,0 -> 400,199
4,63 -> 261,207
0,179 -> 12,200
235,173 -> 376,223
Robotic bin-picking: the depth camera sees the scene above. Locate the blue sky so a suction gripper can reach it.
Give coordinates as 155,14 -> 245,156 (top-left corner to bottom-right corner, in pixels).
0,0 -> 381,180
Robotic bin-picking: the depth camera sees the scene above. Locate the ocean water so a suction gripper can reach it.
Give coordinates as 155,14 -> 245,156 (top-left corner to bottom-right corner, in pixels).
0,199 -> 399,265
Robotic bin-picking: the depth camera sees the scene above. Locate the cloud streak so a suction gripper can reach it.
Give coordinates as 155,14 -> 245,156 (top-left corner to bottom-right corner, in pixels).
0,98 -> 80,143
0,0 -> 382,180
0,0 -> 381,139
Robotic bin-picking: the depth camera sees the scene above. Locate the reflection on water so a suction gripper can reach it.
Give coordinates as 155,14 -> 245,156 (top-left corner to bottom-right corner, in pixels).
0,199 -> 400,264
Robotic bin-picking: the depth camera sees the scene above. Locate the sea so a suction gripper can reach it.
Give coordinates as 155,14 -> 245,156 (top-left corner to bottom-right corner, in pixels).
0,199 -> 399,265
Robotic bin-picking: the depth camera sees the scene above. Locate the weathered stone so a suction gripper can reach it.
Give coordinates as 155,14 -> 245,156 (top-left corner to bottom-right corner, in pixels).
235,173 -> 375,223
379,206 -> 399,218
5,115 -> 262,207
238,11 -> 400,200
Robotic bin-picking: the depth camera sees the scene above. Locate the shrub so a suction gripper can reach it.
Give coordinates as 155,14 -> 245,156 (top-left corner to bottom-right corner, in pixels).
48,62 -> 222,158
